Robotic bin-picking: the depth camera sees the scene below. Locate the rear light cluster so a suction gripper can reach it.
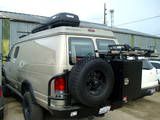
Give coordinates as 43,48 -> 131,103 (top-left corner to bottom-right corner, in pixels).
54,77 -> 66,91
53,77 -> 66,99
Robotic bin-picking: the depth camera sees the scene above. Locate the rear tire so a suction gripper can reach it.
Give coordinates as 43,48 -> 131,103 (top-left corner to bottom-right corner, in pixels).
2,75 -> 12,97
69,57 -> 114,107
22,92 -> 43,120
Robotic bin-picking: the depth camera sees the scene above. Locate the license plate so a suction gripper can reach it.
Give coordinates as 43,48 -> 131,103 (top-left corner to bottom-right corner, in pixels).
98,106 -> 111,114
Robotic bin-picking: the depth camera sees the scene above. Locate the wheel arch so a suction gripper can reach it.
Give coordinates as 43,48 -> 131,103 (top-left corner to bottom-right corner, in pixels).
69,57 -> 115,107
21,80 -> 36,102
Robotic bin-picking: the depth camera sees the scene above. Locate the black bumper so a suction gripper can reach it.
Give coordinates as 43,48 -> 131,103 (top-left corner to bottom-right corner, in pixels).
48,106 -> 106,119
141,87 -> 158,97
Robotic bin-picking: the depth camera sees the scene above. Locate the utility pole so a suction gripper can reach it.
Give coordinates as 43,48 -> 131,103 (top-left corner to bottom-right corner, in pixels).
104,3 -> 107,25
110,9 -> 114,27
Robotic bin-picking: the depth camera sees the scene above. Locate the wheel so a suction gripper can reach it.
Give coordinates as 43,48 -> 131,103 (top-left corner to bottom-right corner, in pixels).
22,92 -> 43,120
2,74 -> 12,97
69,57 -> 114,107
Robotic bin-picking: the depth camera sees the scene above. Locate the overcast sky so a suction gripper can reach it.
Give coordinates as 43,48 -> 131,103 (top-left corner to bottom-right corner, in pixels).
0,0 -> 160,36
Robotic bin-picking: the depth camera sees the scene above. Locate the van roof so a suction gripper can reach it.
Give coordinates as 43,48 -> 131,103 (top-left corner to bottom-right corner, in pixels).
18,26 -> 115,43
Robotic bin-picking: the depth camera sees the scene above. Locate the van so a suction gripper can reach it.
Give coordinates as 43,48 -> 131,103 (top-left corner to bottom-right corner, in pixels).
3,13 -> 145,120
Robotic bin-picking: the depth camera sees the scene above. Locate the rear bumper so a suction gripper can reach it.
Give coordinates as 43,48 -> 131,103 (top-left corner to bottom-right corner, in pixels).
141,86 -> 159,96
48,73 -> 109,118
48,106 -> 108,119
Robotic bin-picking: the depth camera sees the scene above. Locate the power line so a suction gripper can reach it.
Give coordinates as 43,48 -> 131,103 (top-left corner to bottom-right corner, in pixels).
116,15 -> 160,26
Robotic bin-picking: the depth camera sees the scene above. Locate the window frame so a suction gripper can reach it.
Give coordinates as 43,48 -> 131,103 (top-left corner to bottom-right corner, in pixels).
68,37 -> 95,65
96,39 -> 116,51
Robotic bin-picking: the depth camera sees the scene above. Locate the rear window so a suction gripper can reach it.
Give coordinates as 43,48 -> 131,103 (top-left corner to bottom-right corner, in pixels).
142,60 -> 153,70
151,62 -> 160,69
69,37 -> 95,64
96,39 -> 116,51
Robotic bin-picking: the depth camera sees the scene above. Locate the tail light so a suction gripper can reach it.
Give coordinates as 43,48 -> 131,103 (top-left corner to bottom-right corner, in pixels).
53,77 -> 66,99
54,77 -> 66,91
0,86 -> 3,97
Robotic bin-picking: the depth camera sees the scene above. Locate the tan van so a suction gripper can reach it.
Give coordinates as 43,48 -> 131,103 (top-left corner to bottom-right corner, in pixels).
3,13 -> 146,120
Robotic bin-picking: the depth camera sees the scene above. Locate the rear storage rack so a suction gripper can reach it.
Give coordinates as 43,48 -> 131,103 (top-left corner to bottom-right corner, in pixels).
99,44 -> 156,60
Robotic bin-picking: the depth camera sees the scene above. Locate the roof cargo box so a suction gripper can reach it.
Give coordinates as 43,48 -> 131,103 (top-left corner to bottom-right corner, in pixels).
32,13 -> 80,33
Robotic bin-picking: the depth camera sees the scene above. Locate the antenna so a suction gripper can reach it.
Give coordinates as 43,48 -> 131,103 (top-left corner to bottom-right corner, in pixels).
110,9 -> 114,27
104,3 -> 107,25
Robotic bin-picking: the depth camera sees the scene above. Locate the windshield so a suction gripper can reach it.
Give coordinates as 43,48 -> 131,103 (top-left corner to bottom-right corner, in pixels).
142,60 -> 154,70
96,39 -> 116,51
69,37 -> 95,64
151,62 -> 160,69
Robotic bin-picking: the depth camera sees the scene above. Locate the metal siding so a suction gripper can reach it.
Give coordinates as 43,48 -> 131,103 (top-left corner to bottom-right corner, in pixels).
156,39 -> 160,53
6,17 -> 160,58
130,35 -> 135,47
146,38 -> 155,50
114,32 -> 160,58
28,23 -> 39,31
113,32 -> 131,45
10,21 -> 39,46
134,36 -> 155,50
134,36 -> 143,48
10,21 -> 17,46
2,19 -> 10,64
114,32 -> 160,50
0,11 -> 48,24
81,21 -> 160,39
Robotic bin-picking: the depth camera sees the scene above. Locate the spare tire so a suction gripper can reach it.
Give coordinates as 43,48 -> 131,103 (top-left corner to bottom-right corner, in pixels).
69,57 -> 114,107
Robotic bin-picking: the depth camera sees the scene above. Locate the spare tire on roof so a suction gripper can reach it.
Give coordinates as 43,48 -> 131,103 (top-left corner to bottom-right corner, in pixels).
69,57 -> 114,107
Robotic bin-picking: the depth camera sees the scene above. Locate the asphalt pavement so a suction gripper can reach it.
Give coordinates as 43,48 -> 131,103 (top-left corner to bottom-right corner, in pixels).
3,92 -> 160,120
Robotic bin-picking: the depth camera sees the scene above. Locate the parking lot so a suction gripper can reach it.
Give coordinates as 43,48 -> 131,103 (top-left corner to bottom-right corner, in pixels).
3,92 -> 160,120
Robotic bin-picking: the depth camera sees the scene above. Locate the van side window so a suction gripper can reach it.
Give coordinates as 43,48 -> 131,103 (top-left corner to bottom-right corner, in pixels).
14,46 -> 20,58
69,37 -> 95,64
96,39 -> 116,51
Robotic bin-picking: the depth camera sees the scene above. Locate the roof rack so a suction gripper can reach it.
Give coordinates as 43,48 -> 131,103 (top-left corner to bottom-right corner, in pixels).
99,44 -> 157,59
32,13 -> 80,33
